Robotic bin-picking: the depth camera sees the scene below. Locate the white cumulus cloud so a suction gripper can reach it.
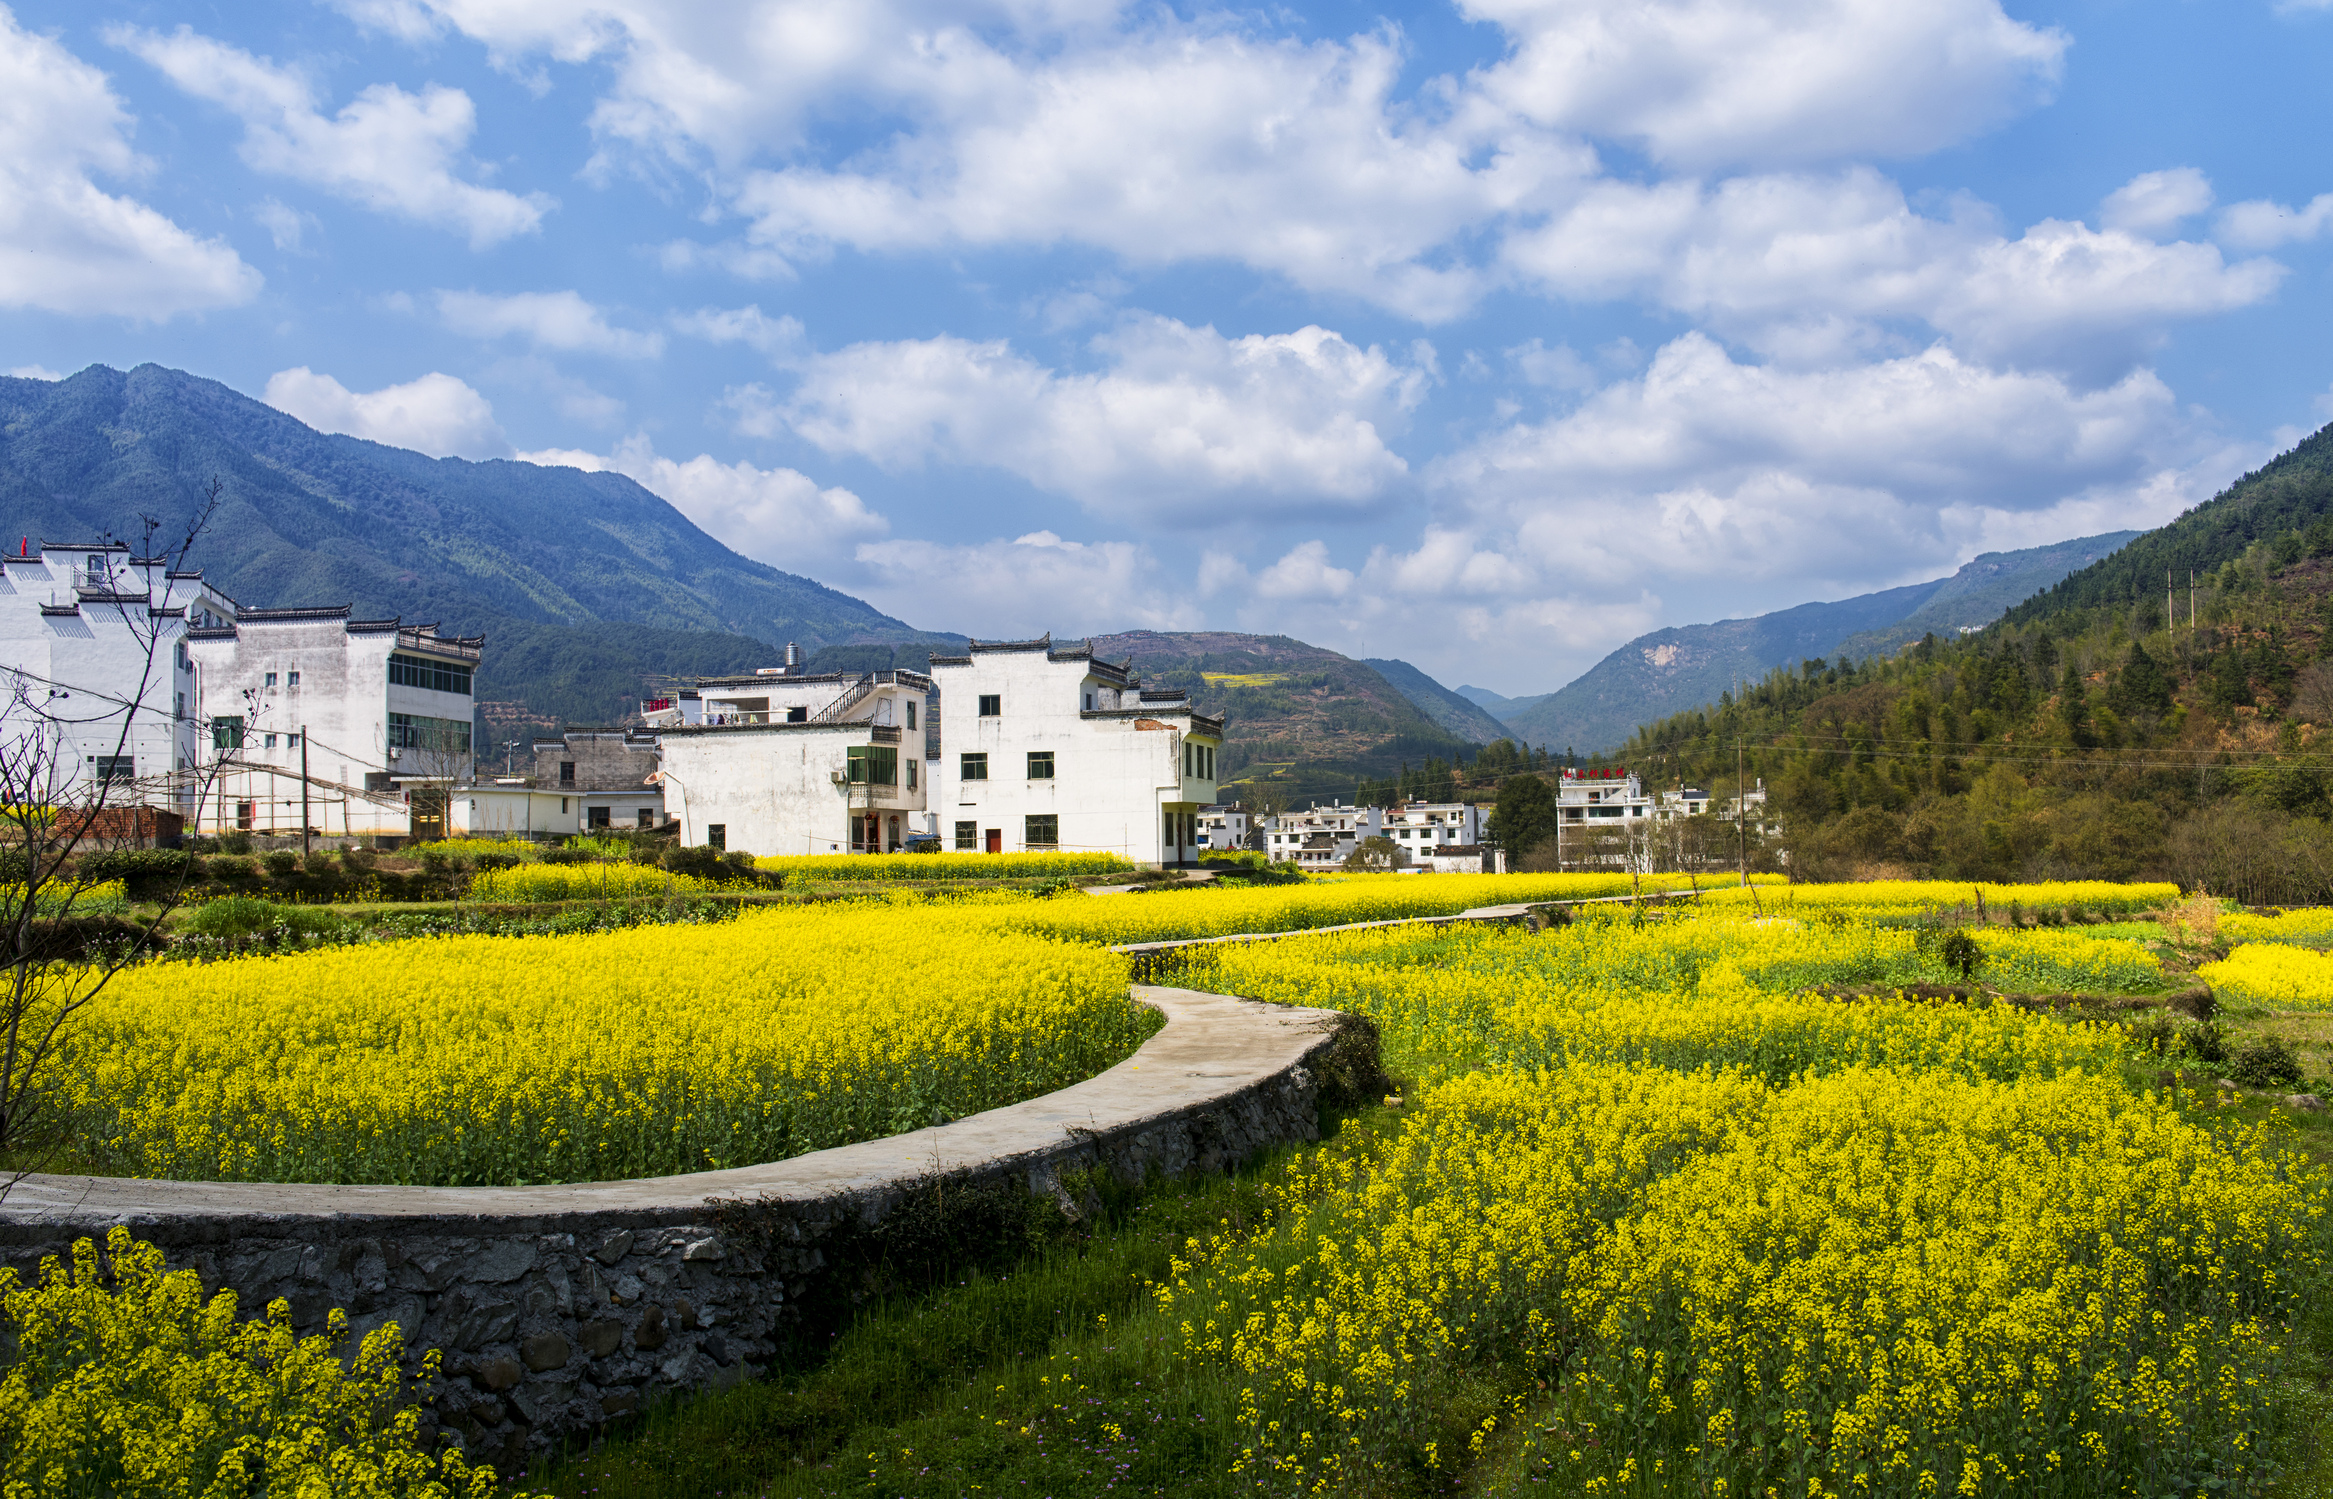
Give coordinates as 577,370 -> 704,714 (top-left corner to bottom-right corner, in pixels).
109,23 -> 549,248
2216,191 -> 2333,251
1501,169 -> 2282,369
772,316 -> 1425,523
1464,0 -> 2067,170
852,530 -> 1199,639
518,436 -> 885,566
264,366 -> 511,458
436,290 -> 666,358
0,7 -> 258,318
2099,168 -> 2213,237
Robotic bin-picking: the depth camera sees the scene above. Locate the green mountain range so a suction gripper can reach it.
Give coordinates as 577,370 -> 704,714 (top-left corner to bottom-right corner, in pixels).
1462,532 -> 2138,755
0,364 -> 958,729
1360,658 -> 1512,743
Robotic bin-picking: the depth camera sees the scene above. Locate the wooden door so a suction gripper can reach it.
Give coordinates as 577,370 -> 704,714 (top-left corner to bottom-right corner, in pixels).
985,828 -> 1002,854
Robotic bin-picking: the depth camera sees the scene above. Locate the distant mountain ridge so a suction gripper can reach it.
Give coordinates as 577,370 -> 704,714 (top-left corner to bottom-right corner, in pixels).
1455,683 -> 1551,721
0,364 -> 958,728
1361,658 -> 1512,743
1084,631 -> 1471,803
1490,532 -> 2139,754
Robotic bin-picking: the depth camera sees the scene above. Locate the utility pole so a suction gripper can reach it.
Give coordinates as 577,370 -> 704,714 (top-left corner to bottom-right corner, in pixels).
1736,734 -> 1746,887
503,738 -> 520,776
300,727 -> 310,855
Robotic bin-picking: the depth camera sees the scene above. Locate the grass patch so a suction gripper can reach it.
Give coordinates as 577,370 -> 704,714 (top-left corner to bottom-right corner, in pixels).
522,1112 -> 1404,1498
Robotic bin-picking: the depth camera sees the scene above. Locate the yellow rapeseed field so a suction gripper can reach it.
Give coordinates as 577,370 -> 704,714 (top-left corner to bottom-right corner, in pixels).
1167,1063 -> 2315,1497
54,870 -> 2327,1497
2223,907 -> 2333,948
2201,941 -> 2333,1009
65,903 -> 1150,1184
752,850 -> 1133,881
465,862 -> 728,902
1698,877 -> 2179,917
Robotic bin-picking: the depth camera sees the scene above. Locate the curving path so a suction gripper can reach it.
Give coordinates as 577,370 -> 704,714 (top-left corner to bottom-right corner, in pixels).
0,985 -> 1342,1229
0,984 -> 1362,1462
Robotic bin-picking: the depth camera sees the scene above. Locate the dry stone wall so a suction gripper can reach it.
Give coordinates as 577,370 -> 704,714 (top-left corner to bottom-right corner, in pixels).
0,987 -> 1373,1468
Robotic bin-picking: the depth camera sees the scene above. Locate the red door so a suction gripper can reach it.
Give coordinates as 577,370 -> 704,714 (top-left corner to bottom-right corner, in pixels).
985,828 -> 1002,854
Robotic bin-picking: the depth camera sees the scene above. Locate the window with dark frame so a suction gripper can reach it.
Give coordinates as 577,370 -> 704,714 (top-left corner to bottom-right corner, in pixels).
560,761 -> 576,784
955,820 -> 978,849
847,745 -> 900,785
907,759 -> 918,790
1027,750 -> 1054,779
94,754 -> 134,784
960,752 -> 989,781
707,823 -> 726,850
978,694 -> 1001,716
388,652 -> 474,696
906,702 -> 917,730
1024,814 -> 1058,848
786,706 -> 807,722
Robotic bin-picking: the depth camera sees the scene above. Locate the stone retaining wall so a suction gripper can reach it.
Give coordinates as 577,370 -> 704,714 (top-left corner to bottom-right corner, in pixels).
0,987 -> 1375,1468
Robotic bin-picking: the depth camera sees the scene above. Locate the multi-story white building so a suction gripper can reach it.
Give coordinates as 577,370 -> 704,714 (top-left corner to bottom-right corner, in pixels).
1380,801 -> 1483,853
0,539 -> 232,819
1197,803 -> 1253,851
649,666 -> 935,856
1259,802 -> 1384,869
188,609 -> 482,840
928,637 -> 1222,864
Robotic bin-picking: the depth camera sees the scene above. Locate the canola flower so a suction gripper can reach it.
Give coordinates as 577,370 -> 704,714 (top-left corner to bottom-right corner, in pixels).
1194,911 -> 2155,1083
465,861 -> 726,903
1699,877 -> 2179,918
65,903 -> 1150,1185
5,879 -> 129,916
1159,1066 -> 2319,1498
754,850 -> 1135,881
0,1226 -> 507,1498
2200,941 -> 2333,1010
2223,907 -> 2333,949
999,871 -> 1752,946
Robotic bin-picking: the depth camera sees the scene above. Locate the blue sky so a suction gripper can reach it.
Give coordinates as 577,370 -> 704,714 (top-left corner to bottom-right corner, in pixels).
2,0 -> 2330,693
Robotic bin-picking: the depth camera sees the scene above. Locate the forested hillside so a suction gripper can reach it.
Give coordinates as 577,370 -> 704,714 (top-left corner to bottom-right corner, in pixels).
1605,498 -> 2333,901
1087,631 -> 1474,805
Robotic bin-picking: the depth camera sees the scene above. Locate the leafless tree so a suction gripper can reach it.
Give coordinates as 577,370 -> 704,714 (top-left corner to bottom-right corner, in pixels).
0,483 -> 229,1178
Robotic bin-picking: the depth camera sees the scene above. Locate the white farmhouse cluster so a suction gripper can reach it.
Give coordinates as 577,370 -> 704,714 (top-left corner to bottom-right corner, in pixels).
0,545 -> 1231,863
1240,801 -> 1487,871
651,636 -> 1225,865
0,534 -> 1754,870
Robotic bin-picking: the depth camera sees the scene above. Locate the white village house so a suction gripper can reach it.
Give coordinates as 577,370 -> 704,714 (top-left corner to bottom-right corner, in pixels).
647,657 -> 936,856
0,539 -> 233,824
928,637 -> 1222,864
188,608 -> 483,839
1259,802 -> 1383,869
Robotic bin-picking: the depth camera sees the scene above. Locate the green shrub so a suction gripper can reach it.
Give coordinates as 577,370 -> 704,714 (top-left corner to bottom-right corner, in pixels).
208,855 -> 256,882
262,851 -> 298,877
219,831 -> 251,856
2230,1034 -> 2304,1089
2182,1020 -> 2229,1065
75,849 -> 190,883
